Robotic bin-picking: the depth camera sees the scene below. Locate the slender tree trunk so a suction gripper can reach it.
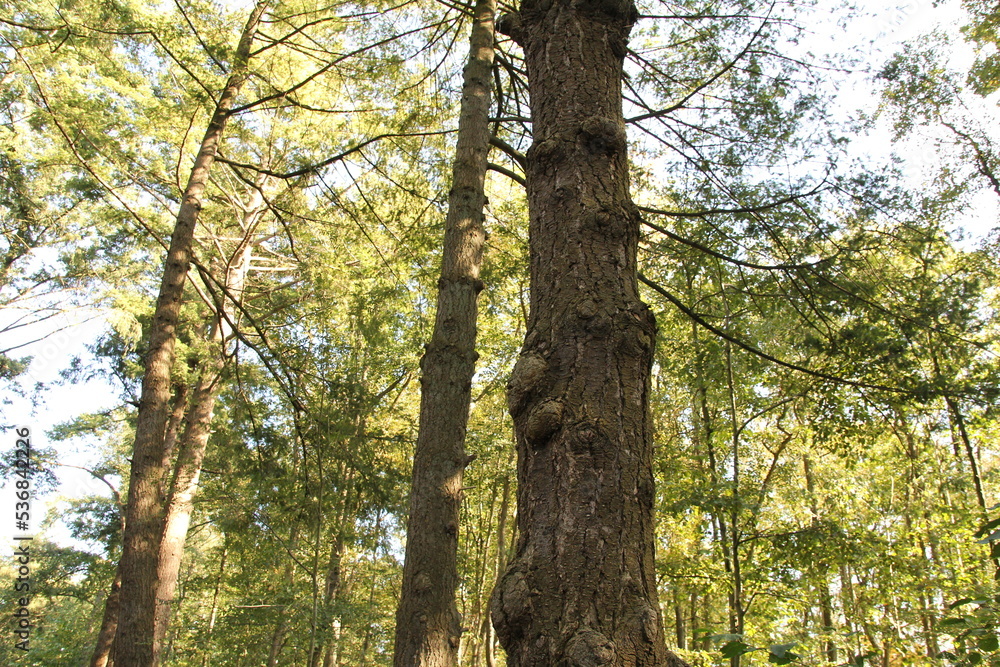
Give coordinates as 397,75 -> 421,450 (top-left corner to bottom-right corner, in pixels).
152,362 -> 224,650
802,454 -> 837,662
484,472 -> 511,667
674,588 -> 686,651
361,512 -> 386,665
152,182 -> 261,658
267,524 -> 300,667
90,568 -> 122,667
946,396 -> 988,510
393,0 -> 495,664
723,340 -> 745,667
112,4 -> 267,665
314,470 -> 356,667
200,543 -> 228,667
490,0 -> 673,663
161,382 -> 190,484
311,531 -> 348,667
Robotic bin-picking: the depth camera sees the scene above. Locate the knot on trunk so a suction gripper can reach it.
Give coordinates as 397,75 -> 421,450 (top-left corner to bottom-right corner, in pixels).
525,399 -> 564,448
561,629 -> 616,666
579,116 -> 626,157
582,203 -> 629,242
497,11 -> 524,43
491,561 -> 532,645
507,352 -> 548,416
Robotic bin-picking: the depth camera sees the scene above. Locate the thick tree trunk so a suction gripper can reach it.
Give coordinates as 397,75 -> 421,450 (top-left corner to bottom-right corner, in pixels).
490,0 -> 671,664
393,0 -> 495,664
112,4 -> 267,665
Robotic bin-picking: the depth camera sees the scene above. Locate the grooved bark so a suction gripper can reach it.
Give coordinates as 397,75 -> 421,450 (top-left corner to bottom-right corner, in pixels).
393,0 -> 495,665
490,0 -> 672,664
111,4 -> 267,665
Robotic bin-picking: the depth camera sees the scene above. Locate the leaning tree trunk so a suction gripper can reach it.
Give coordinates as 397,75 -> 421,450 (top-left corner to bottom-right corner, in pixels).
151,362 -> 225,657
112,3 -> 268,665
152,182 -> 261,661
490,0 -> 671,664
392,0 -> 495,664
89,568 -> 122,667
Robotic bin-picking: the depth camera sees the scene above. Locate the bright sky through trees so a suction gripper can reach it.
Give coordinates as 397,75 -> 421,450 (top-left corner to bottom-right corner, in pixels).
1,0 -> 999,664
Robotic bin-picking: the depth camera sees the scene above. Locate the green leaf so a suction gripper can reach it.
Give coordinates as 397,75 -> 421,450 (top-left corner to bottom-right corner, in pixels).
952,598 -> 987,609
976,518 -> 1000,539
941,617 -> 971,628
721,640 -> 753,659
769,643 -> 800,665
979,635 -> 999,652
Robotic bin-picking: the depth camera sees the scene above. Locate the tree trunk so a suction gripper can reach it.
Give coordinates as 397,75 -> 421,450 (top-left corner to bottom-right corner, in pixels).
313,471 -> 356,667
946,396 -> 988,510
200,543 -> 228,667
267,524 -> 300,667
311,531 -> 347,667
802,454 -> 838,663
160,382 -> 190,485
490,0 -> 671,664
673,588 -> 686,651
152,361 -> 224,652
112,3 -> 267,665
393,0 -> 495,664
484,471 -> 511,667
90,568 -> 122,667
152,182 -> 260,660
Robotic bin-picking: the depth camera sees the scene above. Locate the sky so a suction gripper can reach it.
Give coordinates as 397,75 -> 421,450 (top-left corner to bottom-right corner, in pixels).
1,0 -> 996,552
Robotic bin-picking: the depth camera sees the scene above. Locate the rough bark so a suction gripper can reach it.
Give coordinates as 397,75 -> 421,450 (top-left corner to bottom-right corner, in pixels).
392,0 -> 495,664
490,0 -> 671,664
112,4 -> 267,665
